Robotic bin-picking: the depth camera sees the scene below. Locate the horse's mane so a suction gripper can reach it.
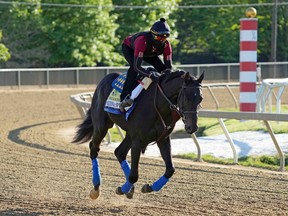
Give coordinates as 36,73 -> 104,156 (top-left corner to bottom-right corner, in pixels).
161,70 -> 196,84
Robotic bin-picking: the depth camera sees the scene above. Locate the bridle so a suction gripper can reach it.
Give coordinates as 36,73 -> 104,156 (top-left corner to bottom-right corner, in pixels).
153,76 -> 201,143
177,84 -> 201,121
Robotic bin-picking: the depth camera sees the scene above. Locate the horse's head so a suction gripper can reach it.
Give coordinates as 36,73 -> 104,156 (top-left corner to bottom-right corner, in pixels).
178,72 -> 204,134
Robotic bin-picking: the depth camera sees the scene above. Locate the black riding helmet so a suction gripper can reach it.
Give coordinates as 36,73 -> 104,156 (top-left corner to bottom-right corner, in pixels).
150,18 -> 170,39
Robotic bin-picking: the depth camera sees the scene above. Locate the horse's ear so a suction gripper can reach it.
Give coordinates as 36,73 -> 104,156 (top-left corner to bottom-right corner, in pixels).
197,71 -> 204,83
184,72 -> 191,83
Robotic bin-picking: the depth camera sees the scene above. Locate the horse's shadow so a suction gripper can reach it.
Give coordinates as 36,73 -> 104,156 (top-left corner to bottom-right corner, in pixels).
7,118 -> 87,157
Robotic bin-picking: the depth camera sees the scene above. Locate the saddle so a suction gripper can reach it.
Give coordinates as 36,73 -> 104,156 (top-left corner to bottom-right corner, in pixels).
104,72 -> 152,118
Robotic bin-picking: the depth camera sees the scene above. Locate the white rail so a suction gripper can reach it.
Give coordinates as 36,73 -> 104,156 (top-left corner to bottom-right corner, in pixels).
70,92 -> 124,144
1,61 -> 288,87
199,110 -> 288,171
70,93 -> 288,172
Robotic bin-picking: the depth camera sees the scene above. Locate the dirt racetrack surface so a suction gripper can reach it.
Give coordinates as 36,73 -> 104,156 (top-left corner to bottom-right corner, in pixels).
1,87 -> 288,216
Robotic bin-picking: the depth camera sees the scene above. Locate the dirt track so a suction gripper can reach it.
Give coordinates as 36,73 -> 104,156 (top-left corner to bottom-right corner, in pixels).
1,87 -> 288,216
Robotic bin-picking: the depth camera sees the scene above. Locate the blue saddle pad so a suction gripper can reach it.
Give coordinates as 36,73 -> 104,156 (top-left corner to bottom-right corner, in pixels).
111,72 -> 127,93
104,72 -> 136,119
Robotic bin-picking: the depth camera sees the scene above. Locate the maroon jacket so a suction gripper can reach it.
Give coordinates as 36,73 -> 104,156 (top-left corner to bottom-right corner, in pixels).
123,31 -> 172,77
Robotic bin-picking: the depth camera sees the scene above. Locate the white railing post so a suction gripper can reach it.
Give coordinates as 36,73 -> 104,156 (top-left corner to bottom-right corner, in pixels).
46,70 -> 50,88
76,69 -> 79,86
17,70 -> 21,89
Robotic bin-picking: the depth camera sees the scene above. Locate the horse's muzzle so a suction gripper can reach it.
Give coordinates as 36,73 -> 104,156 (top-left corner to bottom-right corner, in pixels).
185,125 -> 198,134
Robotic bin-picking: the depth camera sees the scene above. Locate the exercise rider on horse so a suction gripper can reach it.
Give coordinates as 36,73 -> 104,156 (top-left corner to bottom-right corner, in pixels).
119,18 -> 173,112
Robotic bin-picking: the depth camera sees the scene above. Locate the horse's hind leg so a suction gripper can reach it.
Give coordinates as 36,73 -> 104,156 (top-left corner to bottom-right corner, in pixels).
89,113 -> 113,200
116,138 -> 142,199
114,135 -> 135,199
114,135 -> 132,180
141,137 -> 175,193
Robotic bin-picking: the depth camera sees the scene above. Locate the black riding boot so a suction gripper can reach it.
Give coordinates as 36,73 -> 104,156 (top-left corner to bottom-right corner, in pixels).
120,68 -> 137,112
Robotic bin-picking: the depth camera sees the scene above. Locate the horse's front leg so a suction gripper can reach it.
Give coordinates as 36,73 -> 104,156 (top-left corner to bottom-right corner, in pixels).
116,138 -> 142,199
141,136 -> 175,193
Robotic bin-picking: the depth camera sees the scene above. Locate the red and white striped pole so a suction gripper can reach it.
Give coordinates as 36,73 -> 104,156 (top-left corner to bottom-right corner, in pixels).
239,7 -> 258,112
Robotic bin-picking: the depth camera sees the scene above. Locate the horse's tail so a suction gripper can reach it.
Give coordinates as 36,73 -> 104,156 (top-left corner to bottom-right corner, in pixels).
72,108 -> 93,144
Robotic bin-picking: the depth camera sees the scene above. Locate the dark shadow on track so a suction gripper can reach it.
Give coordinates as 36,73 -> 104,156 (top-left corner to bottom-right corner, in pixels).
7,118 -> 89,157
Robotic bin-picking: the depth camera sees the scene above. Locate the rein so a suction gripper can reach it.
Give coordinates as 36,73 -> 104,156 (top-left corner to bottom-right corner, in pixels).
152,83 -> 182,144
152,77 -> 201,144
177,85 -> 200,119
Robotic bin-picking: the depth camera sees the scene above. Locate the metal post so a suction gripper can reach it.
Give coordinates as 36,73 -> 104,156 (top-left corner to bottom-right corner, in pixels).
218,118 -> 238,164
227,64 -> 231,83
271,0 -> 278,77
17,70 -> 21,89
76,69 -> 79,86
46,70 -> 50,88
239,8 -> 258,112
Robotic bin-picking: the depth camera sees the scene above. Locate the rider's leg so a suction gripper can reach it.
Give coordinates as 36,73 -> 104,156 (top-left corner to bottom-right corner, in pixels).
120,67 -> 138,101
119,44 -> 138,111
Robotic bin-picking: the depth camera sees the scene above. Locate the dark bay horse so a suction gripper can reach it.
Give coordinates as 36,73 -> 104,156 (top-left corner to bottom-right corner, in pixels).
73,70 -> 204,199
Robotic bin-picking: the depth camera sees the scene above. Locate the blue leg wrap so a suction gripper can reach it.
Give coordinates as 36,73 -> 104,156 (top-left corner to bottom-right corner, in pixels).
151,176 -> 169,191
92,158 -> 101,186
121,181 -> 133,194
120,160 -> 130,180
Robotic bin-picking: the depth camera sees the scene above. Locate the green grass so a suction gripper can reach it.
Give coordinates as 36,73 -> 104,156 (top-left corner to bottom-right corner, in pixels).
177,106 -> 288,171
175,153 -> 288,171
196,106 -> 288,137
109,127 -> 125,142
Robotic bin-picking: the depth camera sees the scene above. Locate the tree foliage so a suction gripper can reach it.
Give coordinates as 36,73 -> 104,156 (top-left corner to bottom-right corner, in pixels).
112,0 -> 180,42
41,0 -> 123,66
0,31 -> 10,62
171,0 -> 285,64
0,0 -> 123,67
0,0 -> 287,68
0,0 -> 48,67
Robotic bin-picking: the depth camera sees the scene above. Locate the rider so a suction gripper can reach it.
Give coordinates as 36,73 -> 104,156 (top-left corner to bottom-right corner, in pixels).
119,17 -> 173,112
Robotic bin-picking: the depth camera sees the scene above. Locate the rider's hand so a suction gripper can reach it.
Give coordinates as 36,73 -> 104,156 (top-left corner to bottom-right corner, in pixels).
146,67 -> 158,73
149,71 -> 161,83
161,68 -> 172,74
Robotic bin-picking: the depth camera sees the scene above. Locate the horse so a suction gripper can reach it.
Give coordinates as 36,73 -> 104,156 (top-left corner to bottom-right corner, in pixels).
72,70 -> 204,199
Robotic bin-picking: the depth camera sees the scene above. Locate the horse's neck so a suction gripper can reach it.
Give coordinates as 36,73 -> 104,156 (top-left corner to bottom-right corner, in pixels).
161,77 -> 182,104
151,78 -> 182,127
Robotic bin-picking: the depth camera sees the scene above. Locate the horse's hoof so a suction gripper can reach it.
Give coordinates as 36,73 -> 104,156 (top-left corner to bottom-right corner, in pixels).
116,187 -> 124,195
141,184 -> 153,193
125,185 -> 134,199
90,188 -> 101,200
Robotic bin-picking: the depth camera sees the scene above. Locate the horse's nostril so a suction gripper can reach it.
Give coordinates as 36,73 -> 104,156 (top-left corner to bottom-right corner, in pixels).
185,125 -> 198,134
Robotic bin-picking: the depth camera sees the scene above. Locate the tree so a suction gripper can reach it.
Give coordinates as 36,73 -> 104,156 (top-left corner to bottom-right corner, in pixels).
0,0 -> 49,68
276,1 -> 288,61
0,31 -> 10,62
0,0 -> 124,67
41,0 -> 123,67
172,0 -> 288,63
0,0 -> 287,67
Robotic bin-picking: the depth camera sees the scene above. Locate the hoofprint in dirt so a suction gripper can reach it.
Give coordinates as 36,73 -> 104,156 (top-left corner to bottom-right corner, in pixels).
1,88 -> 288,215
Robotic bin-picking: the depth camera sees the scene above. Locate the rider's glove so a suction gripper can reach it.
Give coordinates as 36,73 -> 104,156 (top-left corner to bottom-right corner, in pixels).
146,67 -> 158,72
149,71 -> 161,83
161,68 -> 172,74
